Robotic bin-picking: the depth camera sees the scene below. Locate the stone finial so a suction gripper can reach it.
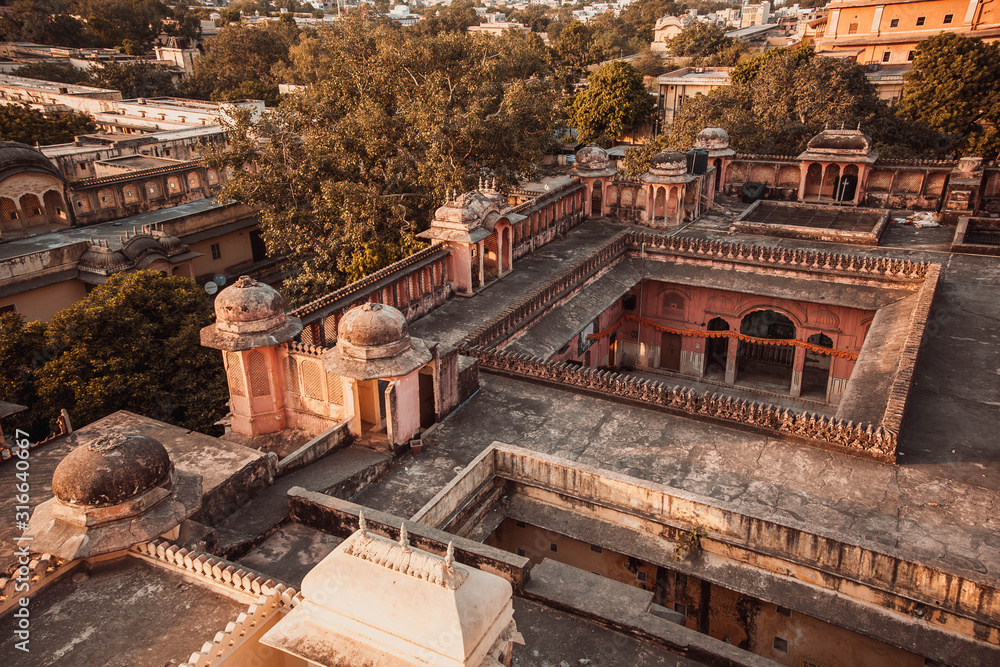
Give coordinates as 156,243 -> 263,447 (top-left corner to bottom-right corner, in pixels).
478,175 -> 483,190
445,542 -> 455,569
399,522 -> 410,551
358,510 -> 368,537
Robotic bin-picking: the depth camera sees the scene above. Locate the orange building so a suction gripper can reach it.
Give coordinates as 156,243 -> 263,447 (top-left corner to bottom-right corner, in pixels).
819,0 -> 1000,65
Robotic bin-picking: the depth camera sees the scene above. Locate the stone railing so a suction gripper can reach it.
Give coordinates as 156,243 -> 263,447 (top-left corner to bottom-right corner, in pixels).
290,243 -> 450,321
180,586 -> 301,667
465,346 -> 897,460
284,341 -> 328,357
464,232 -> 632,348
631,231 -> 931,280
883,264 -> 939,439
465,230 -> 930,351
0,553 -> 68,613
131,538 -> 288,599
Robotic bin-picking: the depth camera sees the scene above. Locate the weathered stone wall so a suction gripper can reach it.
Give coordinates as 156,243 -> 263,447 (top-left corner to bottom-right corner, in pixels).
509,181 -> 587,261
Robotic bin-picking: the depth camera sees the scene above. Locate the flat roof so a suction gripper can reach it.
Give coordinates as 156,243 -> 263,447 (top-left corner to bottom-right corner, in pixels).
0,73 -> 114,95
0,197 -> 229,261
0,558 -> 247,665
742,201 -> 885,232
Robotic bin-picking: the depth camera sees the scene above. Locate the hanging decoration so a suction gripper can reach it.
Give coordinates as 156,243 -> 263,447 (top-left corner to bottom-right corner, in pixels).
587,314 -> 858,360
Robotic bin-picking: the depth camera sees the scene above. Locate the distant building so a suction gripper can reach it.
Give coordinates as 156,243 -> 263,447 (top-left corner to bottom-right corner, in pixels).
740,0 -> 771,27
651,16 -> 694,52
817,0 -> 1000,64
656,67 -> 732,125
467,21 -> 531,36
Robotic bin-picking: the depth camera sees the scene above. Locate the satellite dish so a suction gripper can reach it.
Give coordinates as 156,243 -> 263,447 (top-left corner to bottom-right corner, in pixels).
204,281 -> 218,295
213,274 -> 227,287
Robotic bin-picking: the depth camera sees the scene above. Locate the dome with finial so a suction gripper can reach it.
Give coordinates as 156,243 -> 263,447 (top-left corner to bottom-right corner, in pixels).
324,303 -> 432,380
0,140 -> 65,181
201,275 -> 303,351
418,184 -> 520,244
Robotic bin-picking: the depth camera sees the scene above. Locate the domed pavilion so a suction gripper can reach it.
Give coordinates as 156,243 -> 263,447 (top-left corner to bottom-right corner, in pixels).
325,303 -> 433,449
201,276 -> 304,437
572,144 -> 618,218
418,183 -> 522,293
640,148 -> 696,228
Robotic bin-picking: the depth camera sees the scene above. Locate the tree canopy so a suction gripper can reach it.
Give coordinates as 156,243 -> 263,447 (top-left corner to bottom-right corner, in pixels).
571,61 -> 656,145
205,17 -> 561,304
896,33 -> 1000,157
0,105 -> 96,145
90,61 -> 178,98
0,271 -> 227,439
665,22 -> 748,65
184,19 -> 301,105
665,46 -> 923,156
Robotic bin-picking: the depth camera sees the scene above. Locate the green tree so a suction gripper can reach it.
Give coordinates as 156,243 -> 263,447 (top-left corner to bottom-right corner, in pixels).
552,21 -> 597,70
205,18 -> 561,303
0,313 -> 47,439
0,105 -> 96,145
666,22 -> 733,58
897,33 -> 1000,156
89,61 -> 178,98
619,0 -> 680,43
0,0 -> 90,47
10,62 -> 91,85
71,0 -> 170,53
185,20 -> 300,105
406,0 -> 479,36
667,46 -> 912,155
32,271 -> 227,436
632,50 -> 671,78
571,61 -> 656,145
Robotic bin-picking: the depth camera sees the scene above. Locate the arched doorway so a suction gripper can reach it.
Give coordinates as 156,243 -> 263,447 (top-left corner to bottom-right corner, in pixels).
803,333 -> 833,401
483,233 -> 499,283
840,164 -> 859,202
804,163 -> 822,199
713,158 -> 723,192
737,310 -> 796,393
823,164 -> 841,200
653,187 -> 665,220
590,181 -> 603,217
666,187 -> 678,223
704,317 -> 729,380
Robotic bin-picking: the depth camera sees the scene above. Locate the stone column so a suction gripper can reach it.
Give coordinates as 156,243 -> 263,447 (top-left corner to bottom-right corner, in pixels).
790,345 -> 806,397
725,337 -> 738,385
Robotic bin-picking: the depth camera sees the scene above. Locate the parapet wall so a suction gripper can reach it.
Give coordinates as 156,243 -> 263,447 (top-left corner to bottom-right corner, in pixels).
458,230 -> 937,462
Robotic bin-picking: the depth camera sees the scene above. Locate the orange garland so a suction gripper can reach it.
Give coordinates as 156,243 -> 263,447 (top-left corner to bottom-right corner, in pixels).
587,314 -> 858,360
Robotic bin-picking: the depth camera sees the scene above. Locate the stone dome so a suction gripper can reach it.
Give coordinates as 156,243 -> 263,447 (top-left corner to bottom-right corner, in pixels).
642,148 -> 688,183
201,275 -> 303,351
805,129 -> 871,154
0,140 -> 64,181
575,144 -> 610,171
325,303 -> 432,380
215,276 -> 286,331
338,303 -> 410,358
650,148 -> 686,168
52,433 -> 172,507
695,127 -> 730,151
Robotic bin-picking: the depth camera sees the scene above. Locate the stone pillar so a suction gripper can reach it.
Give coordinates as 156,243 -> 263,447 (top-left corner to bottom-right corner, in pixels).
725,337 -> 738,385
790,345 -> 806,397
477,241 -> 485,287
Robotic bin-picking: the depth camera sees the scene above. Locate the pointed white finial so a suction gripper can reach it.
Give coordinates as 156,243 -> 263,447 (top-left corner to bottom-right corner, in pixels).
492,176 -> 497,190
399,522 -> 410,551
358,510 -> 368,537
857,121 -> 861,131
445,541 -> 455,568
478,175 -> 483,190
